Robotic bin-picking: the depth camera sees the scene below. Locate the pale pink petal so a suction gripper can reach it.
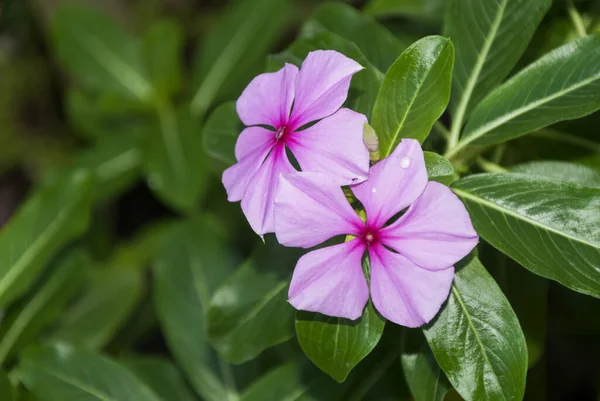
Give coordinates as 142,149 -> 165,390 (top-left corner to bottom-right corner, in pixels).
286,108 -> 369,185
236,63 -> 298,128
289,239 -> 368,320
369,243 -> 454,327
241,144 -> 295,235
274,172 -> 364,248
234,126 -> 276,161
351,138 -> 427,229
380,182 -> 478,271
222,140 -> 274,202
288,50 -> 363,129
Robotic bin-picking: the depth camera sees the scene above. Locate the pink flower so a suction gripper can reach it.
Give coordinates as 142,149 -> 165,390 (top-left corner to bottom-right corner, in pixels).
274,139 -> 478,327
222,50 -> 370,236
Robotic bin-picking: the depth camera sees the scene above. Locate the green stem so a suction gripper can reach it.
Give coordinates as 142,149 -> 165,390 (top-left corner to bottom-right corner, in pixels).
567,0 -> 587,38
477,157 -> 509,173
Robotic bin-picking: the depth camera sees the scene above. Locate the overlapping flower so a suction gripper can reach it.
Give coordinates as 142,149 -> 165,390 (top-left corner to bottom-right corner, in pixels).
223,50 -> 478,327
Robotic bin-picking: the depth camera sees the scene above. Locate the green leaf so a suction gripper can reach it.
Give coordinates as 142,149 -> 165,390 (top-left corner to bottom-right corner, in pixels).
511,160 -> 600,189
240,361 -> 334,401
20,344 -> 163,401
452,173 -> 600,299
296,299 -> 385,383
424,152 -> 455,185
0,171 -> 92,308
281,31 -> 383,120
364,0 -> 444,21
203,102 -> 242,166
424,255 -> 527,401
401,329 -> 450,401
207,240 -> 302,364
0,250 -> 86,365
142,105 -> 207,212
456,35 -> 600,152
446,0 -> 550,131
300,3 -> 405,72
142,20 -> 183,99
153,217 -> 240,401
51,4 -> 153,103
372,36 -> 454,156
49,265 -> 143,350
0,369 -> 15,401
122,357 -> 197,401
190,0 -> 291,118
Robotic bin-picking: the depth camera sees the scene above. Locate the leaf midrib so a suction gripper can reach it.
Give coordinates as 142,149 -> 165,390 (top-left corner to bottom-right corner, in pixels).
452,186 -> 600,249
460,69 -> 600,147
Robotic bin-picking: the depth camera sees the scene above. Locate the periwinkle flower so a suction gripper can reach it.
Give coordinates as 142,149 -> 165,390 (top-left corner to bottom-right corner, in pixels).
274,139 -> 479,327
223,50 -> 370,235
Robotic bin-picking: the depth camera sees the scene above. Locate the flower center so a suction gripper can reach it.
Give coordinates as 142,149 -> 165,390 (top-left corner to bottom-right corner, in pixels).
275,126 -> 287,141
360,228 -> 379,246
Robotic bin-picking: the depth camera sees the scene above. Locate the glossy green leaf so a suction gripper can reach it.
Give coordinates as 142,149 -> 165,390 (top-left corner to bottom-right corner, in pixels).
142,106 -> 206,212
424,152 -> 455,185
296,299 -> 385,383
364,0 -> 444,20
20,344 -> 163,401
123,357 -> 197,401
372,36 -> 454,156
142,20 -> 183,99
0,250 -> 86,365
300,3 -> 405,72
424,255 -> 527,401
51,4 -> 153,103
207,240 -> 302,364
281,31 -> 383,120
153,217 -> 240,401
456,35 -> 600,152
0,369 -> 14,401
190,0 -> 291,118
401,329 -> 450,401
203,102 -> 242,166
49,265 -> 143,350
511,160 -> 600,189
0,171 -> 92,308
453,173 -> 600,298
446,0 -> 550,129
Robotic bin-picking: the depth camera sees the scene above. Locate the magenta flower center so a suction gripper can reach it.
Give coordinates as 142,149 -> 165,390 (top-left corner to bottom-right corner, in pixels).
275,126 -> 290,141
360,227 -> 380,246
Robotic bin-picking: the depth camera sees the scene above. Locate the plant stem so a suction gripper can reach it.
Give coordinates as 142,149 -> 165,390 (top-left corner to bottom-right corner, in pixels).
567,0 -> 587,38
434,120 -> 451,141
477,157 -> 509,173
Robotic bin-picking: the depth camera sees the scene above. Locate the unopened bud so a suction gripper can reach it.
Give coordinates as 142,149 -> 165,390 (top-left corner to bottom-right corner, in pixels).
363,123 -> 380,162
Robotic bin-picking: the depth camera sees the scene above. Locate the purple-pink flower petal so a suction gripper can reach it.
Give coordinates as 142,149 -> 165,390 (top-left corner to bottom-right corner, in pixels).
286,108 -> 369,185
289,239 -> 368,320
352,138 -> 427,229
288,50 -> 363,130
236,63 -> 298,128
234,126 -> 276,161
274,172 -> 364,248
369,243 -> 454,327
380,182 -> 478,271
241,145 -> 295,235
222,136 -> 274,202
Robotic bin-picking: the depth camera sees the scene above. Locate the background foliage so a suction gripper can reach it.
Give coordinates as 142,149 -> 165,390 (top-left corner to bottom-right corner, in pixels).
0,0 -> 599,400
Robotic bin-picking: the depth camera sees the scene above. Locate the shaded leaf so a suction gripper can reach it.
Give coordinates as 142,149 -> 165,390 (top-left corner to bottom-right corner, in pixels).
142,20 -> 183,99
0,171 -> 92,308
207,240 -> 302,364
153,217 -> 240,401
0,369 -> 15,401
142,106 -> 206,212
511,160 -> 600,189
457,35 -> 600,151
190,0 -> 291,117
424,152 -> 455,185
453,174 -> 600,298
51,4 -> 153,103
424,255 -> 527,401
372,36 -> 454,155
203,102 -> 242,166
123,357 -> 197,401
20,344 -> 162,401
364,0 -> 444,21
401,329 -> 449,401
0,250 -> 86,365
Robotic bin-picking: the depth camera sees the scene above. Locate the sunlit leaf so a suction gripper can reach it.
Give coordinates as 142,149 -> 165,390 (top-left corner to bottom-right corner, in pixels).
511,160 -> 600,189
424,152 -> 455,186
203,102 -> 242,166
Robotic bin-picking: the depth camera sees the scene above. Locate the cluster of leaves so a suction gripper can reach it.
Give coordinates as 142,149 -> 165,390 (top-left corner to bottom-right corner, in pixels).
0,0 -> 600,400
